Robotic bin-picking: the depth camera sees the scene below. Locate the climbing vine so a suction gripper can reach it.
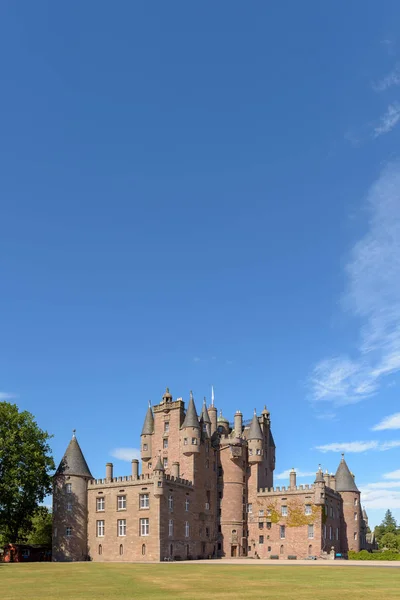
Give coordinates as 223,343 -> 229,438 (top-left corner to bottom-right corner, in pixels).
257,498 -> 324,528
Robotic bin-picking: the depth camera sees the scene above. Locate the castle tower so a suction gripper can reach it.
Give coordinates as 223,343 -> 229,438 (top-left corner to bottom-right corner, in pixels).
140,403 -> 154,464
153,455 -> 165,497
313,465 -> 326,505
52,431 -> 92,562
201,399 -> 211,438
180,392 -> 200,455
247,411 -> 263,463
335,455 -> 361,552
217,410 -> 230,436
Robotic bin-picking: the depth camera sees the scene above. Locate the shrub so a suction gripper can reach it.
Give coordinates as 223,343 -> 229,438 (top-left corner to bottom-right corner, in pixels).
348,549 -> 400,561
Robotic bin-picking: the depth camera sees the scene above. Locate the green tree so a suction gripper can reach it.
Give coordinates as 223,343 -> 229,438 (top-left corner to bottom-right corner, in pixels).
374,510 -> 399,547
0,402 -> 54,543
380,532 -> 400,551
23,506 -> 53,545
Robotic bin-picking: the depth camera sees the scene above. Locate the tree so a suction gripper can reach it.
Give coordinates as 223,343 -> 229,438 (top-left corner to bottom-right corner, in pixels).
380,532 -> 400,551
22,506 -> 53,545
0,402 -> 54,543
374,510 -> 399,547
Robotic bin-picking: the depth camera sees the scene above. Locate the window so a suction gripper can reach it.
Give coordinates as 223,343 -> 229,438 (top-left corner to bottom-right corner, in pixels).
66,483 -> 72,493
354,532 -> 357,541
67,502 -> 72,511
163,439 -> 168,449
169,519 -> 173,537
259,535 -> 264,544
354,512 -> 358,521
259,510 -> 264,516
256,448 -> 261,455
143,443 -> 148,451
305,504 -> 312,516
184,438 -> 188,445
308,524 -> 314,539
266,509 -> 272,516
203,423 -> 207,432
205,502 -> 210,510
266,522 -> 271,530
268,546 -> 271,552
330,506 -> 333,518
280,526 -> 286,539
142,544 -> 146,555
164,422 -> 169,433
258,522 -> 264,530
96,520 -> 105,537
323,524 -> 327,539
247,503 -> 253,513
329,526 -> 332,540
336,528 -> 339,540
185,498 -> 189,512
118,519 -> 126,537
168,495 -> 174,511
66,527 -> 72,537
119,544 -> 123,556
249,449 -> 253,456
117,496 -> 126,510
140,494 -> 149,509
140,518 -> 149,536
185,521 -> 190,537
148,462 -> 152,470
281,506 -> 288,516
98,544 -> 102,555
354,498 -> 358,506
280,544 -> 284,555
191,437 -> 197,445
97,497 -> 105,511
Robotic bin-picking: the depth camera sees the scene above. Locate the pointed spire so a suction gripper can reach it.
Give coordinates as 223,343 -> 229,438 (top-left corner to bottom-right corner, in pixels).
141,405 -> 154,435
248,411 -> 263,440
55,433 -> 93,478
201,398 -> 211,424
314,465 -> 325,483
181,394 -> 200,429
335,455 -> 359,492
154,455 -> 164,472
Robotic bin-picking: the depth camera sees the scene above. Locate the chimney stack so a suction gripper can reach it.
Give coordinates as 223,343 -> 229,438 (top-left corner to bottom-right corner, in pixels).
131,459 -> 139,479
106,462 -> 113,481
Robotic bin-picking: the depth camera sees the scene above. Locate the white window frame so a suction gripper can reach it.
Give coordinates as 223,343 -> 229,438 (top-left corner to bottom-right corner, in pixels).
168,519 -> 173,537
280,525 -> 285,539
66,483 -> 72,494
140,494 -> 149,509
164,422 -> 170,433
118,519 -> 126,537
96,497 -> 105,512
305,504 -> 312,516
140,518 -> 149,536
247,503 -> 252,514
117,495 -> 127,510
168,495 -> 174,511
66,527 -> 72,537
163,457 -> 168,469
67,502 -> 72,512
354,512 -> 358,521
185,521 -> 190,538
281,505 -> 288,516
308,524 -> 314,539
97,520 -> 105,537
163,438 -> 168,449
185,498 -> 189,512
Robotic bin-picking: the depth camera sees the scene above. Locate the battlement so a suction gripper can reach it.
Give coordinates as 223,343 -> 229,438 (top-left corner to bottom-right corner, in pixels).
88,473 -> 193,488
153,398 -> 184,413
258,484 -> 316,495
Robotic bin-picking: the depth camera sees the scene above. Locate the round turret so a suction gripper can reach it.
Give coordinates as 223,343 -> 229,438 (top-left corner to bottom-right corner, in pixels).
217,410 -> 230,435
247,412 -> 263,464
153,455 -> 165,497
141,404 -> 154,462
180,393 -> 201,455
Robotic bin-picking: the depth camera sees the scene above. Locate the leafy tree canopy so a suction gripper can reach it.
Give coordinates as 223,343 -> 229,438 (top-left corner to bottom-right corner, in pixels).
0,402 -> 54,543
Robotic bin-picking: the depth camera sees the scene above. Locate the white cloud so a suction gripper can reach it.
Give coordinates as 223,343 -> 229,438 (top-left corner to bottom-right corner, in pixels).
372,412 -> 400,430
0,392 -> 17,401
359,486 -> 400,509
364,481 -> 400,489
309,163 -> 400,405
372,64 -> 400,91
383,469 -> 400,479
275,468 -> 316,480
315,440 -> 400,453
110,447 -> 141,462
373,103 -> 400,137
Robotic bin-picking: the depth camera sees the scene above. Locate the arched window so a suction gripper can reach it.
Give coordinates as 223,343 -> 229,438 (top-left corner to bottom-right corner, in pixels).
98,544 -> 102,555
280,545 -> 284,555
308,544 -> 312,556
119,544 -> 123,556
142,544 -> 146,556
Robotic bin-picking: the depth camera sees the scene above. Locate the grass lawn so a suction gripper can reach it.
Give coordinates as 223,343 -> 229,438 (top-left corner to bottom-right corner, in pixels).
2,563 -> 400,600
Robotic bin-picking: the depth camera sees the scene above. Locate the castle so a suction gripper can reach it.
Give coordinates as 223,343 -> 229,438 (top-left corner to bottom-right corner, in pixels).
52,388 -> 371,561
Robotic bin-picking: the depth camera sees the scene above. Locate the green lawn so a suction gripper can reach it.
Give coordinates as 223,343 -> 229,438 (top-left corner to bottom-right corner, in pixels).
2,563 -> 400,600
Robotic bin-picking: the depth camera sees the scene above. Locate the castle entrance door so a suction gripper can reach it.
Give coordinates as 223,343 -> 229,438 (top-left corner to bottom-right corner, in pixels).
231,545 -> 237,557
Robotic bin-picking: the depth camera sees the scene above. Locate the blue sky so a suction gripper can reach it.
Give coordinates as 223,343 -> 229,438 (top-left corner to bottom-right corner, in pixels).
1,2 -> 400,528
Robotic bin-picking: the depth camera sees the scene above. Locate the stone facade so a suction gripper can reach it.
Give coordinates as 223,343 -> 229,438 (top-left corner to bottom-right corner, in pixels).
52,388 -> 370,562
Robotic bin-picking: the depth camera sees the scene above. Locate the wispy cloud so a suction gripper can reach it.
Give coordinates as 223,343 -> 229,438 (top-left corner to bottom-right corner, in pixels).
275,468 -> 316,480
373,103 -> 400,137
0,392 -> 17,401
359,486 -> 400,509
364,481 -> 400,489
383,469 -> 400,480
110,447 -> 141,462
315,412 -> 337,421
372,412 -> 400,431
372,64 -> 400,92
315,440 -> 400,453
309,163 -> 400,405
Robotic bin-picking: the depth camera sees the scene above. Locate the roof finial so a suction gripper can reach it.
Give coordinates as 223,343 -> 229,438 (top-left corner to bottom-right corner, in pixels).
254,408 -> 257,415
203,396 -> 207,405
72,429 -> 76,438
190,390 -> 194,401
341,453 -> 345,461
318,464 -> 322,471
148,400 -> 151,408
211,385 -> 215,406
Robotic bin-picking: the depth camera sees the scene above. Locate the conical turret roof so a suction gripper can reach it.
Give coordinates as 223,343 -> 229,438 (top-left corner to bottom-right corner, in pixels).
154,455 -> 164,472
314,466 -> 325,483
141,405 -> 154,435
181,393 -> 200,429
201,399 -> 211,424
55,432 -> 93,478
335,455 -> 359,492
248,412 -> 263,440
